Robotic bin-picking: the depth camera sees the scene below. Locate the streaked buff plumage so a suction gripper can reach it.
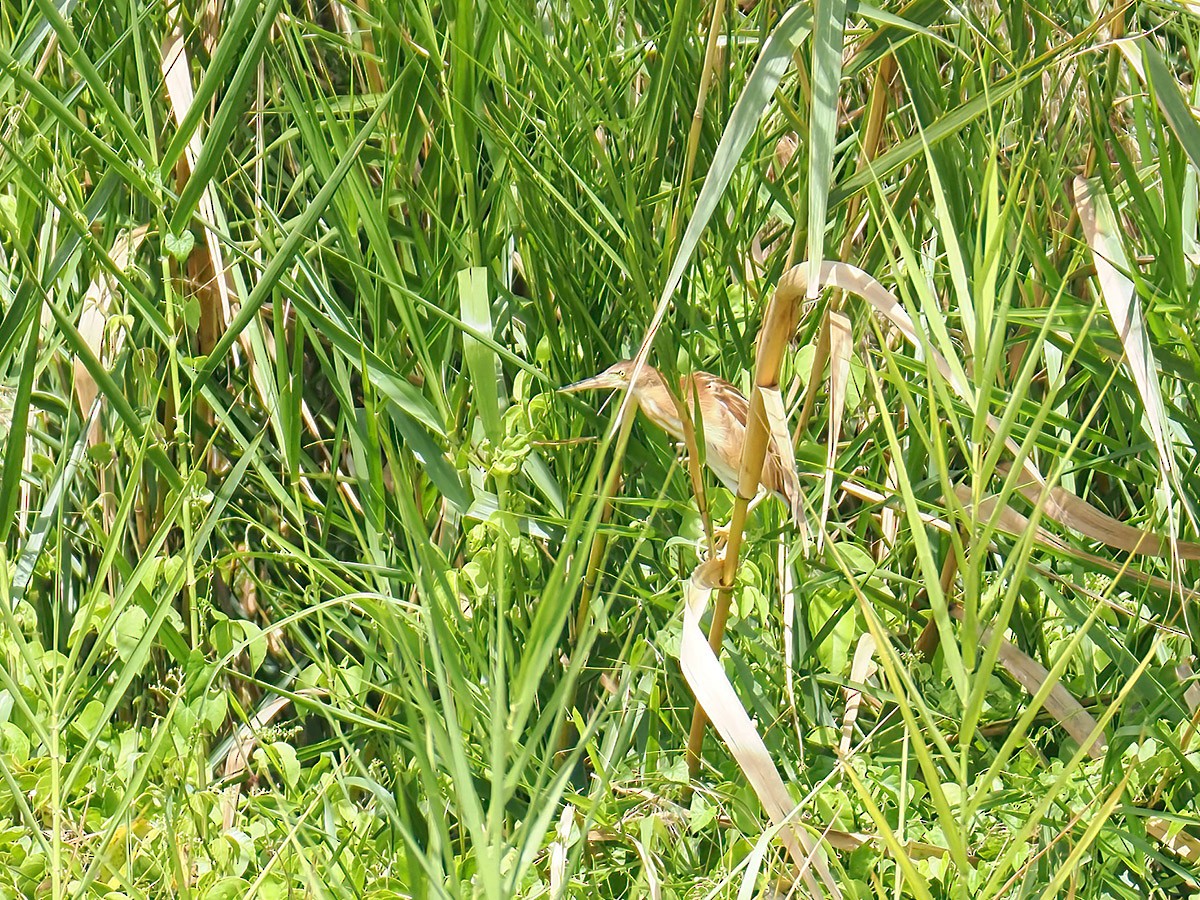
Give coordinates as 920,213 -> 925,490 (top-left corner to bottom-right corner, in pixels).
561,360 -> 804,524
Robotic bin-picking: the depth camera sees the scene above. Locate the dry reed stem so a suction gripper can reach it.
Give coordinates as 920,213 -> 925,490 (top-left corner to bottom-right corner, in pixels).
685,254 -> 1191,793
837,55 -> 896,262
798,54 -> 895,441
686,263 -> 809,778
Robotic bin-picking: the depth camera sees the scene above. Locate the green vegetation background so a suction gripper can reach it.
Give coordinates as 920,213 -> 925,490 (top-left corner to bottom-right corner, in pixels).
1,0 -> 1199,897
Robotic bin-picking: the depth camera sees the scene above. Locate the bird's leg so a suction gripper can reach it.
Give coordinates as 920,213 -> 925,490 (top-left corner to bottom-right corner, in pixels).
707,525 -> 728,558
675,442 -> 725,561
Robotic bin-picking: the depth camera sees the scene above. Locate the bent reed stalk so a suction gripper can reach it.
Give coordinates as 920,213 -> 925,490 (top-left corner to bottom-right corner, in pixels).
686,262 -> 821,778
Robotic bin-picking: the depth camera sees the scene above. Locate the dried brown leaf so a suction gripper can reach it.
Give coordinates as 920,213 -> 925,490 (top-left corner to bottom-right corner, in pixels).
761,385 -> 806,537
955,483 -> 1200,604
1074,176 -> 1175,485
950,606 -> 1107,758
1146,816 -> 1200,863
840,633 -> 877,755
75,225 -> 149,445
681,560 -> 841,898
775,263 -> 1191,565
819,311 -> 852,550
1001,462 -> 1200,559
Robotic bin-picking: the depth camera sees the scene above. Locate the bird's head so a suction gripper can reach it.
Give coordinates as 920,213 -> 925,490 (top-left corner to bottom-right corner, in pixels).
559,359 -> 660,395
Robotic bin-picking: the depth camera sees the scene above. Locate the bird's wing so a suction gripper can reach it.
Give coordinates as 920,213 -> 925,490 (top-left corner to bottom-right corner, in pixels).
690,371 -> 750,428
690,372 -> 805,525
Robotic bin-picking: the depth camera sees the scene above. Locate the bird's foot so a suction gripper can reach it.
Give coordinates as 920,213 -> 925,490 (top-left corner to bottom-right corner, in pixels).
707,521 -> 734,557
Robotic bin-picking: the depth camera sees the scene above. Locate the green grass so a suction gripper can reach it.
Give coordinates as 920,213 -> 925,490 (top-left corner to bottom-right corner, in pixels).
2,0 -> 1200,897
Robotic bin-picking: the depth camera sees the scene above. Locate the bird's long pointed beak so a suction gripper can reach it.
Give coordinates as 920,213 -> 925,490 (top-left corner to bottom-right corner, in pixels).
558,373 -> 616,393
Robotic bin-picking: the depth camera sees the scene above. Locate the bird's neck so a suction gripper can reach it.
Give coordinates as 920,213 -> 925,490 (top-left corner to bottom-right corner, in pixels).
635,376 -> 687,443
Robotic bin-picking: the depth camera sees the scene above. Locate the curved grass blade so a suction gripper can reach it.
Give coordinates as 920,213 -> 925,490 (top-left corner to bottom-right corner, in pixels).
1073,176 -> 1179,562
807,0 -> 849,295
1141,40 -> 1200,177
625,2 -> 814,400
10,403 -> 96,608
0,320 -> 37,544
680,559 -> 842,898
459,267 -> 502,443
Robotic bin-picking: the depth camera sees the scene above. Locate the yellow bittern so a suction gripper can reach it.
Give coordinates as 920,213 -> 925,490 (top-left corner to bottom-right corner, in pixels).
561,359 -> 804,525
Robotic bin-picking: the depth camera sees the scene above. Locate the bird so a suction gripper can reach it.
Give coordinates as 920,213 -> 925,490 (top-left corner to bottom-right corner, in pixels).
560,359 -> 805,526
